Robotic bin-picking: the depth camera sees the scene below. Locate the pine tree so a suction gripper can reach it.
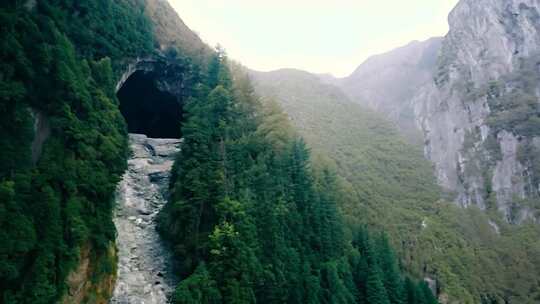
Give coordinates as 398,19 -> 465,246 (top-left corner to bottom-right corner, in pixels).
173,263 -> 221,304
352,228 -> 391,304
351,250 -> 369,304
366,264 -> 391,304
376,234 -> 404,304
403,277 -> 418,304
418,281 -> 438,304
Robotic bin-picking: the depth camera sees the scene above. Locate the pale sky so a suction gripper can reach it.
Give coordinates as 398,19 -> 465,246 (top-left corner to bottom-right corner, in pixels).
168,0 -> 459,77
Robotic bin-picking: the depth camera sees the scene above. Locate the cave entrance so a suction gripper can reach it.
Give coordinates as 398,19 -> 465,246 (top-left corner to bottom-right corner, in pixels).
117,71 -> 183,138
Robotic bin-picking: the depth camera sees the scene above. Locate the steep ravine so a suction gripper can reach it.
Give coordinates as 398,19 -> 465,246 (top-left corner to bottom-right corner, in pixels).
110,134 -> 181,304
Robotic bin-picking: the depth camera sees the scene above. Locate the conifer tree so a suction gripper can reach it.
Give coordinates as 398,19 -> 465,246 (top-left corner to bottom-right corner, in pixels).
376,234 -> 404,304
418,281 -> 438,304
173,263 -> 221,304
403,277 -> 419,304
366,265 -> 391,304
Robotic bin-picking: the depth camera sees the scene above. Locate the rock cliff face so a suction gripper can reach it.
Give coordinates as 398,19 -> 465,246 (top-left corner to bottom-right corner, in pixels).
60,244 -> 117,304
338,0 -> 540,223
336,38 -> 442,142
413,0 -> 540,222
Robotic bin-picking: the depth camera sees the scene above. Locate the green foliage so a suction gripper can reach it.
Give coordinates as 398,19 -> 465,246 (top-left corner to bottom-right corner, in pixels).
39,0 -> 154,72
159,52 -> 435,303
485,55 -> 540,138
403,278 -> 437,304
0,1 -> 153,302
518,142 -> 540,207
366,266 -> 391,304
251,69 -> 540,303
173,263 -> 221,304
350,228 -> 431,304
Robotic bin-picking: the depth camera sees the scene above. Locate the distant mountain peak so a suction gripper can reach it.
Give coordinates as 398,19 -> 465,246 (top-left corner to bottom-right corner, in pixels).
332,38 -> 443,143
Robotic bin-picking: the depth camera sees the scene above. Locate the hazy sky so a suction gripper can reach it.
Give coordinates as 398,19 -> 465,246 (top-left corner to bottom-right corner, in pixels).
168,0 -> 459,77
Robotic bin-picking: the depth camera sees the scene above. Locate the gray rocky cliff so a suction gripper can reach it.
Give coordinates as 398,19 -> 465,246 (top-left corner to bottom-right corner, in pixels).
333,38 -> 442,142
414,0 -> 540,222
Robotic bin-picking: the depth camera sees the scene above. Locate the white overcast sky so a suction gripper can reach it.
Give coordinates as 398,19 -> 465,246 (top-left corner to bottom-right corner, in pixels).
168,0 -> 459,77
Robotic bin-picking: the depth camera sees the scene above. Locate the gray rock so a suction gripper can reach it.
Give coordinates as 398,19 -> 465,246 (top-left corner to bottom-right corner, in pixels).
335,0 -> 540,223
333,38 -> 443,142
110,134 -> 180,304
412,0 -> 540,223
30,108 -> 50,165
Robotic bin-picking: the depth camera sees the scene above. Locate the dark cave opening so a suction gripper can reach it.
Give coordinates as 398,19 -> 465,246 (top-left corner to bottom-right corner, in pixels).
117,71 -> 183,139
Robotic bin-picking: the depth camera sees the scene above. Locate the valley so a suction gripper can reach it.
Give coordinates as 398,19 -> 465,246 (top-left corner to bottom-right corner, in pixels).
111,134 -> 180,304
1,0 -> 540,303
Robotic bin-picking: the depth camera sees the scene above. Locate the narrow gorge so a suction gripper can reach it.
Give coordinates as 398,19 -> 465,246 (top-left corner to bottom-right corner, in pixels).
2,0 -> 540,303
111,134 -> 180,304
111,47 -> 189,304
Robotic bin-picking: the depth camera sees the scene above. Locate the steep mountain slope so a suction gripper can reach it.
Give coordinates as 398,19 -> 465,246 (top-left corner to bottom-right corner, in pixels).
1,1 -> 436,304
251,69 -> 441,214
334,0 -> 540,223
413,0 -> 540,223
155,53 -> 438,304
0,1 -> 154,302
251,68 -> 540,303
145,0 -> 212,60
0,1 -> 211,302
331,38 -> 442,142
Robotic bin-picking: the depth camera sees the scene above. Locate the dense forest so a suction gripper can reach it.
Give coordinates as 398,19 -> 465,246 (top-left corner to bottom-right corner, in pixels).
157,50 -> 437,303
0,1 -> 439,303
0,0 -> 153,302
251,69 -> 540,303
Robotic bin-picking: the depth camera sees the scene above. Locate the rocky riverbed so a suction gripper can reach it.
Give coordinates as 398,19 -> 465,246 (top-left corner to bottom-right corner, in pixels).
110,134 -> 181,304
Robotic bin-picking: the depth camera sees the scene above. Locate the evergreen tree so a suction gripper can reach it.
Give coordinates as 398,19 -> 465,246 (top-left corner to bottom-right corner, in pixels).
0,1 -> 153,301
403,277 -> 419,304
376,234 -> 404,304
402,278 -> 438,304
418,282 -> 438,304
173,263 -> 221,304
366,264 -> 391,304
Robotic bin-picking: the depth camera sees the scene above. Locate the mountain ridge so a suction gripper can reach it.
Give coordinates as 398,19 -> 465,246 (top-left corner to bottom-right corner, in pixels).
413,0 -> 540,222
327,37 -> 443,143
250,52 -> 540,302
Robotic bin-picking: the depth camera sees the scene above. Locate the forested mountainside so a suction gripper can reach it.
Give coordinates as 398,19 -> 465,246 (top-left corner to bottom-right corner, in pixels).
144,0 -> 211,61
1,1 -> 435,304
157,53 -> 436,303
310,1 -> 540,300
251,68 -> 540,303
329,38 -> 442,143
0,0 -> 208,302
0,1 -> 154,302
3,0 -> 540,303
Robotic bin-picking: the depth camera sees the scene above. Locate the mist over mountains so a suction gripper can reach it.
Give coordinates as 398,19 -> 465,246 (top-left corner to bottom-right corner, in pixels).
1,0 -> 540,303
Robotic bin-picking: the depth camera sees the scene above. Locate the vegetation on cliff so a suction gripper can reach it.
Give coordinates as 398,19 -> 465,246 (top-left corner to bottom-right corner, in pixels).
251,69 -> 540,303
7,1 -> 537,303
0,1 -> 152,302
157,50 -> 436,303
1,2 -> 435,303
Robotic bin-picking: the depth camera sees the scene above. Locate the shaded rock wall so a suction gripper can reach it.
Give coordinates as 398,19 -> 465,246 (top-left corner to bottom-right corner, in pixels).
60,243 -> 117,304
414,0 -> 540,222
336,38 -> 442,142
